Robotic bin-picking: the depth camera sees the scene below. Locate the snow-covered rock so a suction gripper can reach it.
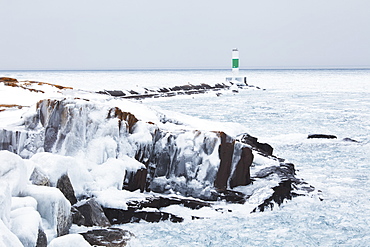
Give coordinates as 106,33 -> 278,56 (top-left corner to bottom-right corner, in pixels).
11,196 -> 38,211
21,185 -> 72,239
30,152 -> 91,197
0,182 -> 12,227
2,97 -> 255,200
0,77 -> 315,245
79,228 -> 136,247
73,198 -> 110,227
48,234 -> 91,247
56,174 -> 77,205
10,206 -> 42,247
0,219 -> 23,247
0,151 -> 27,196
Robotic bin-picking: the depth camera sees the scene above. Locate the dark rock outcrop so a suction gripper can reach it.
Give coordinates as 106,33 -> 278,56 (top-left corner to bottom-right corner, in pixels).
0,94 -> 315,223
214,132 -> 235,190
308,134 -> 337,139
36,229 -> 47,247
229,147 -> 253,189
123,168 -> 147,192
216,190 -> 247,204
239,133 -> 273,156
80,228 -> 134,247
101,196 -> 213,224
107,107 -> 138,134
102,207 -> 183,224
0,77 -> 19,83
103,90 -> 126,97
56,174 -> 77,205
252,180 -> 295,212
128,196 -> 211,210
71,206 -> 85,226
74,198 -> 111,227
252,162 -> 314,212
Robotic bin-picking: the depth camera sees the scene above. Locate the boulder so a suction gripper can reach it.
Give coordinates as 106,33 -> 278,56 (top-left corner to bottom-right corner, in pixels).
56,174 -> 77,205
74,198 -> 111,227
10,206 -> 42,247
80,228 -> 135,247
21,185 -> 72,238
70,206 -> 85,226
29,168 -> 50,187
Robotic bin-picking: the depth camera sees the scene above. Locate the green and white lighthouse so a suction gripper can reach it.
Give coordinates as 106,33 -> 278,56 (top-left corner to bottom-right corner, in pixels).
232,48 -> 239,76
226,48 -> 247,85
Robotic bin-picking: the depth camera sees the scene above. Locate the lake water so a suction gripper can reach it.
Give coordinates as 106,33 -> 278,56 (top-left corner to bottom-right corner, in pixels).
2,69 -> 370,246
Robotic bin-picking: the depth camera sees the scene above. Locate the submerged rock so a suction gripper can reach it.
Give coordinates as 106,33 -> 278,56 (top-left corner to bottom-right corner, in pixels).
342,137 -> 359,143
308,134 -> 337,139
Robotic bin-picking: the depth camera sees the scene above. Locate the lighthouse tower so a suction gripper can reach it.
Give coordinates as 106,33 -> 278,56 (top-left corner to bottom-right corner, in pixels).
232,48 -> 239,76
226,48 -> 247,85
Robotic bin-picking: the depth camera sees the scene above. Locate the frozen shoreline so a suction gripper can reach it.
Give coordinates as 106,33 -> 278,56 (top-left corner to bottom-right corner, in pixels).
0,76 -> 317,246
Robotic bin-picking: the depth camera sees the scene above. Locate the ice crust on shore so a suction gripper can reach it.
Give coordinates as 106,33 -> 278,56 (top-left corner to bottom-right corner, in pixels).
0,78 -> 311,245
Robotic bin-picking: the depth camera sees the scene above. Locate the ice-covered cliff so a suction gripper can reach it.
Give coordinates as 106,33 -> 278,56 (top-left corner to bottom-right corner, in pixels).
0,77 -> 315,246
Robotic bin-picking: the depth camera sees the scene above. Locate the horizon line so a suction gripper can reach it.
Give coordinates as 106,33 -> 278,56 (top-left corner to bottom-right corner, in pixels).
1,66 -> 370,72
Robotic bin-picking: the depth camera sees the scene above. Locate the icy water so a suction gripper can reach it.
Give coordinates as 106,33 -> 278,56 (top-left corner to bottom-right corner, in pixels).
2,69 -> 370,246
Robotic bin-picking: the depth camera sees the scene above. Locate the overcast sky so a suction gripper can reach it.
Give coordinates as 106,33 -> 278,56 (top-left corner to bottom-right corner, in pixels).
1,0 -> 369,70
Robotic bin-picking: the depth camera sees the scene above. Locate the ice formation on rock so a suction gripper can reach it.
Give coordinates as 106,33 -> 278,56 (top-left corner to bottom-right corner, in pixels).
0,78 -> 314,245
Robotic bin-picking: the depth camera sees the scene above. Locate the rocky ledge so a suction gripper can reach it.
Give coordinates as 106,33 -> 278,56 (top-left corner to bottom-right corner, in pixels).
0,77 -> 315,246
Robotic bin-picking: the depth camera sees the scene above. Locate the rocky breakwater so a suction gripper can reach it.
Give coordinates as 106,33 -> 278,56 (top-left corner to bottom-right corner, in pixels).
97,81 -> 264,100
0,77 -> 315,246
